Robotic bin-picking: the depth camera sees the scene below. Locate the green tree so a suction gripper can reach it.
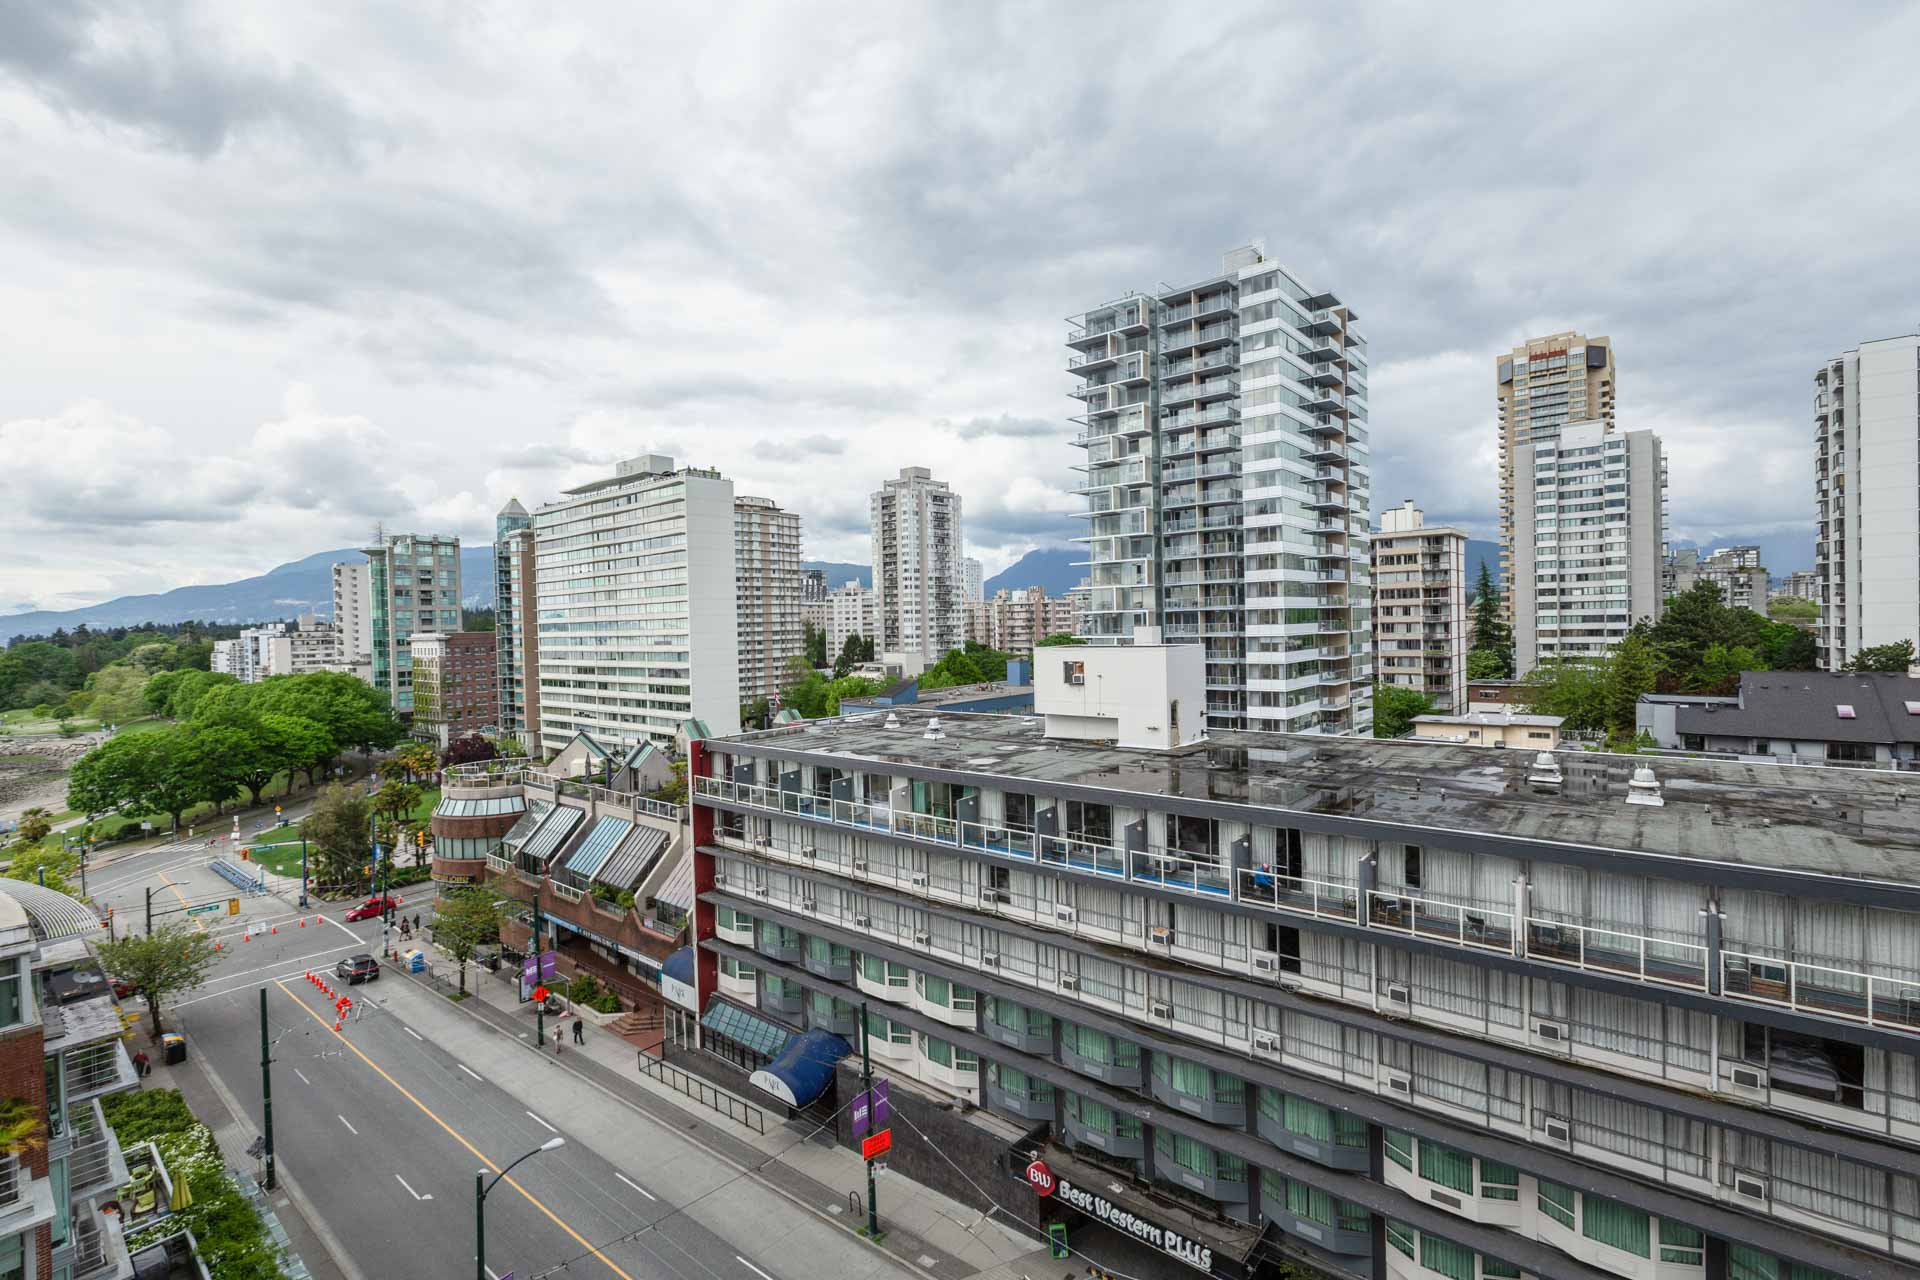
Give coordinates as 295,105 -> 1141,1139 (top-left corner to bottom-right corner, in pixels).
1465,649 -> 1506,680
302,783 -> 373,891
392,742 -> 438,783
804,622 -> 828,669
1035,633 -> 1084,647
84,664 -> 151,725
434,885 -> 507,995
67,732 -> 162,820
832,633 -> 866,679
1764,623 -> 1818,672
1690,643 -> 1760,695
1603,630 -> 1661,733
1843,639 -> 1916,673
96,924 -> 221,1038
739,697 -> 770,730
14,807 -> 53,846
262,713 -> 334,790
1519,660 -> 1612,734
141,668 -> 187,715
2,842 -> 80,896
162,669 -> 239,720
1767,596 -> 1819,626
462,608 -> 497,632
1468,562 -> 1512,677
0,642 -> 80,710
1372,685 -> 1435,739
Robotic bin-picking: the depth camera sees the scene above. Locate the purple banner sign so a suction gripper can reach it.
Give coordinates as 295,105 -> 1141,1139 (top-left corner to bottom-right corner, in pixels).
851,1079 -> 891,1137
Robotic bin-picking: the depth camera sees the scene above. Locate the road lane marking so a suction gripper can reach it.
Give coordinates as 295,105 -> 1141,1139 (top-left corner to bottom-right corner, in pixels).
294,1069 -> 311,1086
457,1064 -> 483,1082
737,1255 -> 775,1280
172,950 -> 366,1009
155,869 -> 207,933
338,1115 -> 358,1135
395,1173 -> 433,1201
526,1110 -> 558,1133
403,1026 -> 424,1041
272,980 -> 638,1280
614,1171 -> 655,1201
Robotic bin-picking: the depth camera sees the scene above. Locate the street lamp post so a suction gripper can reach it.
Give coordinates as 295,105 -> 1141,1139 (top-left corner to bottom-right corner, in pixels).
475,1137 -> 565,1280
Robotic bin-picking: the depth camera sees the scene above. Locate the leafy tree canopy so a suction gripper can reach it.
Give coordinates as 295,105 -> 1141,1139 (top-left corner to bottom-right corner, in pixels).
1844,639 -> 1916,673
1372,685 -> 1435,739
96,924 -> 221,1037
1035,633 -> 1084,648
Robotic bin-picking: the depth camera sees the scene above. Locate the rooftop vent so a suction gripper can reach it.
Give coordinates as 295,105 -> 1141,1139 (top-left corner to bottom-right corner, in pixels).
883,712 -> 901,729
1837,704 -> 1857,719
1626,765 -> 1664,807
1527,752 -> 1563,790
923,717 -> 946,741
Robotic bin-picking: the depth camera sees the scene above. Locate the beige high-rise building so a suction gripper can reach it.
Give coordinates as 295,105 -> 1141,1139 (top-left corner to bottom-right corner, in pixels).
1370,500 -> 1468,714
964,587 -> 1083,654
1497,333 -> 1615,609
734,495 -> 804,700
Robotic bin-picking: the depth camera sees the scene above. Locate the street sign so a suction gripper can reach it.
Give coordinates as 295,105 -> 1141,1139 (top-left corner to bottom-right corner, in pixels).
861,1128 -> 892,1161
186,903 -> 221,917
1026,1158 -> 1056,1196
851,1079 -> 891,1137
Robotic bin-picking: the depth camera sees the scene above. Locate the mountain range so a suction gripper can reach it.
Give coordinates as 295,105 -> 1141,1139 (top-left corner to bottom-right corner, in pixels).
0,546 -> 496,644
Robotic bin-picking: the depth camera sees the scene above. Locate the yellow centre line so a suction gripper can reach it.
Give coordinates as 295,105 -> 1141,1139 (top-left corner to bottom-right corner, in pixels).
155,869 -> 207,933
271,979 -> 635,1280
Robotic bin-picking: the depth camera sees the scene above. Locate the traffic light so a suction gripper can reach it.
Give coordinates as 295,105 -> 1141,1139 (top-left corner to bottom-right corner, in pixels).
416,828 -> 427,850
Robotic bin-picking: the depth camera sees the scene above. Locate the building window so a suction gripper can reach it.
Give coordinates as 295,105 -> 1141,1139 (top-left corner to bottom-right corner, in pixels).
1385,1128 -> 1413,1169
916,973 -> 976,1011
1059,1023 -> 1139,1069
1385,1220 -> 1415,1259
1419,1233 -> 1474,1280
1537,1180 -> 1575,1229
1582,1195 -> 1649,1257
1152,1053 -> 1243,1105
988,998 -> 1051,1039
1417,1140 -> 1473,1194
1479,1159 -> 1519,1201
1152,1130 -> 1246,1186
1659,1221 -> 1705,1266
860,954 -> 910,988
988,1063 -> 1052,1104
1257,1089 -> 1366,1147
862,1009 -> 911,1045
1064,1094 -> 1141,1140
0,960 -> 21,1029
918,1033 -> 977,1074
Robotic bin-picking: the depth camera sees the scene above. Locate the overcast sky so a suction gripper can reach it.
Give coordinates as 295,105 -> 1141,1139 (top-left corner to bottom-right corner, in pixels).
4,2 -> 1917,613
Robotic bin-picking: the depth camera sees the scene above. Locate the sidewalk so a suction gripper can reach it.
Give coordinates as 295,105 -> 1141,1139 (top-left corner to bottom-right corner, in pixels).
416,953 -> 1047,1279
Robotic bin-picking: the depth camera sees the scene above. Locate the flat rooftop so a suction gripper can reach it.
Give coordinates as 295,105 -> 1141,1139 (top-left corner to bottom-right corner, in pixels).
720,708 -> 1920,885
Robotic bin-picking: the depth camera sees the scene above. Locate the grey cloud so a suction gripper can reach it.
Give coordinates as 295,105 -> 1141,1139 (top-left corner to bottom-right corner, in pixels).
598,373 -> 915,415
0,0 -> 371,160
759,434 -> 846,463
936,414 -> 1056,441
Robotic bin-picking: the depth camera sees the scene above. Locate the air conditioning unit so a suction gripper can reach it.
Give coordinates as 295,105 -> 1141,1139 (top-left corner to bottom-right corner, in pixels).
979,887 -> 1009,905
1381,981 -> 1410,1007
1731,1065 -> 1768,1090
1538,1116 -> 1571,1148
914,931 -> 932,947
1532,1018 -> 1568,1043
799,845 -> 817,859
750,885 -> 770,898
1058,973 -> 1080,990
910,873 -> 929,888
980,953 -> 1001,969
853,914 -> 872,927
1149,1000 -> 1173,1020
800,896 -> 817,913
1733,1173 -> 1769,1203
1252,1031 -> 1280,1053
1251,952 -> 1279,974
713,870 -> 727,886
1148,925 -> 1174,946
1069,674 -> 1085,686
1379,1070 -> 1412,1097
851,857 -> 870,872
1054,905 -> 1077,924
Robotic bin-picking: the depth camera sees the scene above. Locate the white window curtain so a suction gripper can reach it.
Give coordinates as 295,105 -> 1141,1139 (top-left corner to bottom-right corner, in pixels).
1410,1045 -> 1485,1114
1720,889 -> 1789,956
1422,848 -> 1474,904
1080,884 -> 1125,932
1888,1051 -> 1920,1125
1170,978 -> 1227,1036
1412,954 -> 1483,1021
1587,871 -> 1643,934
1572,988 -> 1662,1062
1570,1090 -> 1663,1167
1647,879 -> 1709,946
1796,900 -> 1866,970
1866,907 -> 1920,984
1286,1011 -> 1347,1074
1471,852 -> 1520,912
1663,1006 -> 1713,1075
1303,831 -> 1344,882
1530,861 -> 1585,922
1251,825 -> 1279,865
1769,1141 -> 1888,1233
1485,969 -> 1528,1031
1664,1114 -> 1708,1178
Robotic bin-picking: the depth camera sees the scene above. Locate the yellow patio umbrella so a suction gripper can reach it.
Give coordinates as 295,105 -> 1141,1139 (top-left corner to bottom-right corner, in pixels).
168,1171 -> 193,1213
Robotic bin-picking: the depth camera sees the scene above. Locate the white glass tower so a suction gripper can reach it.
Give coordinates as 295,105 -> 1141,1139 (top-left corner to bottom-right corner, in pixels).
1067,243 -> 1373,735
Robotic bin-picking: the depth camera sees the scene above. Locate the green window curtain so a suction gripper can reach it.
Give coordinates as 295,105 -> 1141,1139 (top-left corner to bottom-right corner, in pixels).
864,1007 -> 891,1040
716,906 -> 735,930
1538,1180 -> 1575,1229
1659,1221 -> 1705,1265
1112,1037 -> 1139,1068
1417,1140 -> 1473,1193
1332,1109 -> 1368,1148
1285,1178 -> 1331,1228
1385,1220 -> 1415,1259
1169,1057 -> 1211,1098
1385,1128 -> 1413,1169
1581,1195 -> 1650,1257
1334,1197 -> 1368,1234
1418,1233 -> 1473,1280
1479,1158 -> 1520,1200
861,953 -> 884,981
994,1064 -> 1028,1094
1481,1258 -> 1522,1279
1729,1247 -> 1780,1280
1213,1072 -> 1244,1105
921,974 -> 952,1006
922,1035 -> 953,1068
805,935 -> 831,963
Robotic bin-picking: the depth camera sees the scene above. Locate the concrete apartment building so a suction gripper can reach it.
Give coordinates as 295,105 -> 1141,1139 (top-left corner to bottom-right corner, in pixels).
1497,334 -> 1616,616
1782,570 -> 1821,602
362,531 -> 462,714
1815,333 -> 1920,670
408,630 -> 497,748
1370,500 -> 1469,714
688,640 -> 1920,1280
966,587 -> 1083,654
801,569 -> 828,603
824,583 -> 877,661
530,455 -> 741,755
735,496 -> 805,701
263,615 -> 347,677
871,467 -> 966,662
1666,546 -> 1768,612
494,498 -> 540,748
1069,242 -> 1374,736
331,561 -> 373,668
963,557 -> 984,603
1512,421 -> 1667,674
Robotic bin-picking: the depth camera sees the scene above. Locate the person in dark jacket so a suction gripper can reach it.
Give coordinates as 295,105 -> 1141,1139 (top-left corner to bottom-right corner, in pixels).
571,1017 -> 584,1044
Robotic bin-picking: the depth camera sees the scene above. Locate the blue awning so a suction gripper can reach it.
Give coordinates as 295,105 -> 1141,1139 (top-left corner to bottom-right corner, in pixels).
661,946 -> 695,986
750,1028 -> 853,1107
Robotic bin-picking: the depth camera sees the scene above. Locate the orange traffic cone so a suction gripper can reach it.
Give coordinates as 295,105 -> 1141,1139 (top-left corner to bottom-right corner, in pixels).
213,941 -> 222,951
333,1019 -> 342,1032
270,925 -> 278,935
242,932 -> 251,943
299,918 -> 307,928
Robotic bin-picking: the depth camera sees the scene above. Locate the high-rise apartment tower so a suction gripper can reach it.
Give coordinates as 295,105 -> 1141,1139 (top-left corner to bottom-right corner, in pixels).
494,498 -> 540,745
1370,500 -> 1469,714
363,531 -> 462,713
869,467 -> 965,661
1815,333 -> 1920,669
1497,334 -> 1615,612
1068,242 -> 1374,735
734,495 -> 805,701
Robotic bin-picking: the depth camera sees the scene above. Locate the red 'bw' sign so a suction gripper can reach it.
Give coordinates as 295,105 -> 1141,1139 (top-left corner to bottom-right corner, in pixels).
1026,1159 -> 1055,1196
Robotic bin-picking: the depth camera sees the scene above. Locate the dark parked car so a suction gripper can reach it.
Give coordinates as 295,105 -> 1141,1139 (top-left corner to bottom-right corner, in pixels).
335,954 -> 381,984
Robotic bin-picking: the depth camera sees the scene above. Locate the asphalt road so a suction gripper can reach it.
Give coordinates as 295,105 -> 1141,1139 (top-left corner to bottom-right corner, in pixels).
90,828 -> 919,1280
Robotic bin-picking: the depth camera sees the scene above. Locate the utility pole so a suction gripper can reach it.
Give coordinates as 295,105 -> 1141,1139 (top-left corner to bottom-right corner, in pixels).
532,883 -> 546,1047
145,886 -> 153,936
299,829 -> 309,910
259,988 -> 277,1192
861,999 -> 879,1240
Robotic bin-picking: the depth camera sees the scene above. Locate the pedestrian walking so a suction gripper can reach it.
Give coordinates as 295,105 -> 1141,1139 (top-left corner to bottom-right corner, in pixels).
571,1016 -> 584,1044
132,1050 -> 150,1078
412,913 -> 421,931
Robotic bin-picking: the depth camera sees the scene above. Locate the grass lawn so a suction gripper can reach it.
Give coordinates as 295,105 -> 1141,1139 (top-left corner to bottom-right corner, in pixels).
113,716 -> 171,734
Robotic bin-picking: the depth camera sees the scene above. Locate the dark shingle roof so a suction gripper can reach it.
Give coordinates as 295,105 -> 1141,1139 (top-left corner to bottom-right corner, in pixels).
1675,671 -> 1920,746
